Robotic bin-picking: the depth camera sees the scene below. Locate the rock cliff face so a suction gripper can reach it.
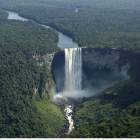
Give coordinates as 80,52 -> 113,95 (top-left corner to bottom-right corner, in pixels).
51,51 -> 65,93
51,48 -> 140,97
32,52 -> 55,98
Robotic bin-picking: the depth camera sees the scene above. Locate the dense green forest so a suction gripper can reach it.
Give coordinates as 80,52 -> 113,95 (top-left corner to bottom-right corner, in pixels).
0,0 -> 140,138
70,81 -> 140,137
0,11 -> 65,137
1,0 -> 140,49
0,9 -> 8,19
70,98 -> 140,137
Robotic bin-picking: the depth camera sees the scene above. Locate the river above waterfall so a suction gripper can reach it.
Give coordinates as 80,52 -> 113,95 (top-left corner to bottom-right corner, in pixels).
7,11 -> 78,49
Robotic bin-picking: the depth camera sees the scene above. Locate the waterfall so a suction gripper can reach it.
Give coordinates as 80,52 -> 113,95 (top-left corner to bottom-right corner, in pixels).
64,48 -> 82,92
63,48 -> 82,134
52,48 -> 82,135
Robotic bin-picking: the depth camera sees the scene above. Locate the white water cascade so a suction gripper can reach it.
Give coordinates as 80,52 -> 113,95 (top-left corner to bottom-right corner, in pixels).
63,48 -> 82,134
53,48 -> 82,135
64,48 -> 82,95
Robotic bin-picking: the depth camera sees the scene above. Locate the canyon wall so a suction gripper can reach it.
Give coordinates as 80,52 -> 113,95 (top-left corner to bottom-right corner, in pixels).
52,48 -> 140,97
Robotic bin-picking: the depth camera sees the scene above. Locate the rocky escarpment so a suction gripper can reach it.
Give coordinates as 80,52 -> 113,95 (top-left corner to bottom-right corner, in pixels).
33,52 -> 55,67
52,48 -> 140,97
32,52 -> 56,98
51,51 -> 65,93
82,48 -> 130,95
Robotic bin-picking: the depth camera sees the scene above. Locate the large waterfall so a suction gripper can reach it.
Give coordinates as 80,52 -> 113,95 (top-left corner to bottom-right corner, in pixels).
53,48 -> 82,135
64,48 -> 82,93
63,48 -> 82,134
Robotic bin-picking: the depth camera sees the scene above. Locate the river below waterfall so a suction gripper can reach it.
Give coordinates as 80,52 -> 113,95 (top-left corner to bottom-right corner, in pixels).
7,10 -> 77,135
64,105 -> 74,134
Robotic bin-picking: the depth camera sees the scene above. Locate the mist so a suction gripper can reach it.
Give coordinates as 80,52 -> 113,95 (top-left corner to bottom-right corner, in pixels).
1,0 -> 140,11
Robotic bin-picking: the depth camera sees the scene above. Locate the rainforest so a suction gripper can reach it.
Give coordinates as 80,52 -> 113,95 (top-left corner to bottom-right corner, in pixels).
0,0 -> 140,138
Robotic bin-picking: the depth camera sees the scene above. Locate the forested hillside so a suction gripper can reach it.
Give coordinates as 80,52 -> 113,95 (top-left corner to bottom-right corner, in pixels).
69,79 -> 140,137
70,96 -> 140,138
0,12 -> 65,137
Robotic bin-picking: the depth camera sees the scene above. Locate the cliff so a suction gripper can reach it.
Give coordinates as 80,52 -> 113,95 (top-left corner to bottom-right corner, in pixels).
52,48 -> 140,97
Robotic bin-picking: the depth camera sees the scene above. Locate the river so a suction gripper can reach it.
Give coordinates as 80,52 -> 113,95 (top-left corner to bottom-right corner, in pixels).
7,10 -> 75,135
7,11 -> 78,49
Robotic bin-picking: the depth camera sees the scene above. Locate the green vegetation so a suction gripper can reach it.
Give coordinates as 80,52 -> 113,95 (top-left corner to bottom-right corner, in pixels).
70,99 -> 140,138
0,17 -> 65,137
35,99 -> 66,137
0,21 -> 59,55
1,0 -> 140,50
70,77 -> 140,138
0,0 -> 140,138
0,9 -> 7,19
